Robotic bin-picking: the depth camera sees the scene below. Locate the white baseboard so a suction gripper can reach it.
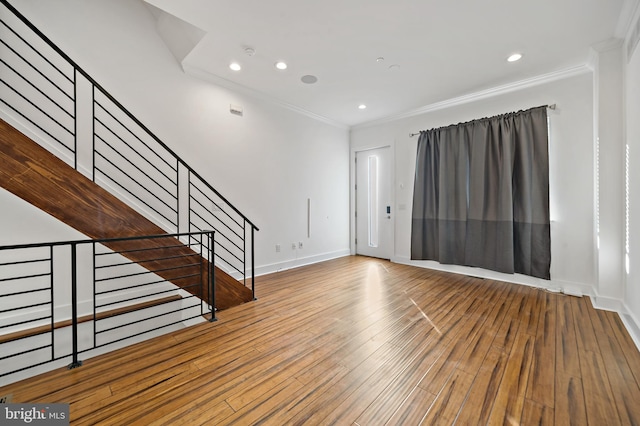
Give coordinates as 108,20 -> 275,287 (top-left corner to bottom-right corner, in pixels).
621,305 -> 640,352
591,294 -> 625,312
391,255 -> 592,294
251,249 -> 351,278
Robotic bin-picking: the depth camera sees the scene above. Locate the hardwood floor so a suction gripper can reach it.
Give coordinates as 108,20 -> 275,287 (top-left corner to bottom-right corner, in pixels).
2,256 -> 639,425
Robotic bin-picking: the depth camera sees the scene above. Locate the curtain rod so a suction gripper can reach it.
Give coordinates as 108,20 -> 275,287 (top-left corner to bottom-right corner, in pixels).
409,104 -> 557,137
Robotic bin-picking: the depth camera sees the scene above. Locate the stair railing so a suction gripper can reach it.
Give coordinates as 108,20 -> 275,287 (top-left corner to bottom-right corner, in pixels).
0,0 -> 258,297
0,231 -> 215,382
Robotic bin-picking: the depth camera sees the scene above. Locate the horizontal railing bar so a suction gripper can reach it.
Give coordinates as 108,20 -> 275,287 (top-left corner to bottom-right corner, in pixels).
94,166 -> 177,228
0,354 -> 72,377
189,212 -> 244,253
212,244 -> 244,269
95,262 -> 200,283
0,272 -> 50,283
0,80 -> 74,138
0,96 -> 74,154
95,274 -> 200,296
94,102 -> 177,173
0,287 -> 50,298
0,344 -> 52,362
0,357 -> 70,378
0,231 -> 213,251
94,146 -> 177,208
0,55 -> 74,118
188,173 -> 259,232
189,183 -> 243,229
94,241 -> 191,257
213,259 -> 243,277
96,290 -> 187,310
189,224 -> 243,266
88,314 -> 206,351
94,127 -> 178,198
0,315 -> 51,330
0,302 -> 50,315
0,257 -> 50,267
94,293 -> 183,317
0,17 -> 74,86
96,306 -> 202,334
95,252 -> 200,270
189,195 -> 244,240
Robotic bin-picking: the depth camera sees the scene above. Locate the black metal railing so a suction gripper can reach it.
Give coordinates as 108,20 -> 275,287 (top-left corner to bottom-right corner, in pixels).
0,0 -> 258,294
0,231 -> 215,380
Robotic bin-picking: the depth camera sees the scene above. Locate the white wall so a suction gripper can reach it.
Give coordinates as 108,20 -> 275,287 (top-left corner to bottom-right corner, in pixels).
624,6 -> 640,344
351,71 -> 596,292
592,41 -> 626,310
2,0 -> 351,275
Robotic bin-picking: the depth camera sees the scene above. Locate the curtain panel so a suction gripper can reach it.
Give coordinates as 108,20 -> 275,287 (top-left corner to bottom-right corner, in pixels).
411,106 -> 550,279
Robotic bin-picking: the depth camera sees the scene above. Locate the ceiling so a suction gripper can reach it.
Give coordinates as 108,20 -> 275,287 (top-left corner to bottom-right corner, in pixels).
143,0 -> 626,127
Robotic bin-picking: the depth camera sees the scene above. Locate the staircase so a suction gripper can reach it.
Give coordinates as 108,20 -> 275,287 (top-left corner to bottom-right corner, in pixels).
0,118 -> 253,310
0,0 -> 259,383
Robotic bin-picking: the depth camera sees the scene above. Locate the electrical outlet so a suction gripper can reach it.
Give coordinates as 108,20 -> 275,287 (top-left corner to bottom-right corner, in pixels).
0,393 -> 13,403
291,243 -> 297,250
298,241 -> 303,249
275,244 -> 281,252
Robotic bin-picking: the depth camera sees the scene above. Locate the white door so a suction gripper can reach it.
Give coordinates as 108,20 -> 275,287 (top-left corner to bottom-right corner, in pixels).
356,147 -> 392,259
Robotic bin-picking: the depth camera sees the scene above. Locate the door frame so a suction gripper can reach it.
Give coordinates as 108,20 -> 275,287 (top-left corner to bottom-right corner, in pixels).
350,144 -> 395,258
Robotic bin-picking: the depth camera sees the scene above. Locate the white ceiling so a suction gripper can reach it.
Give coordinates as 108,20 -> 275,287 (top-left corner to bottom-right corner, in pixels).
144,0 -> 626,127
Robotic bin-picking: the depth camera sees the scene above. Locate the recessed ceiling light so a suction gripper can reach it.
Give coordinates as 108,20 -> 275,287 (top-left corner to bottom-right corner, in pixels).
376,57 -> 385,62
275,61 -> 287,70
358,104 -> 367,110
507,53 -> 522,62
244,47 -> 256,56
229,62 -> 241,71
389,64 -> 400,70
301,75 -> 318,84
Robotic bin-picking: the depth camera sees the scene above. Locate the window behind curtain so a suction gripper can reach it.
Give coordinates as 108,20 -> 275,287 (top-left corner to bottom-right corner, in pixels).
411,106 -> 550,279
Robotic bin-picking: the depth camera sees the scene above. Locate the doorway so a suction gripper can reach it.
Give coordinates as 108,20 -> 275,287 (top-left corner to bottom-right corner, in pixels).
355,147 -> 392,259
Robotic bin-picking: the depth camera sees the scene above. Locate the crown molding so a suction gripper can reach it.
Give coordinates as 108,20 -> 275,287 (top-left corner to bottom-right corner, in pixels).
353,64 -> 591,130
591,38 -> 624,52
616,0 -> 640,38
182,63 -> 349,130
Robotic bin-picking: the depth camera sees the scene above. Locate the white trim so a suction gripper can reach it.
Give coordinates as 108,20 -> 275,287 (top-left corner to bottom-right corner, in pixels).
249,249 -> 351,278
353,65 -> 591,130
0,109 -> 75,168
591,38 -> 624,53
616,0 -> 640,38
621,305 -> 640,351
591,295 -> 625,312
182,63 -> 349,130
391,255 -> 593,293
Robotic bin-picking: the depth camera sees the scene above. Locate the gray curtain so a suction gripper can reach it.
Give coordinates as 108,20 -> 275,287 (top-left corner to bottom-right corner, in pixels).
411,106 -> 550,279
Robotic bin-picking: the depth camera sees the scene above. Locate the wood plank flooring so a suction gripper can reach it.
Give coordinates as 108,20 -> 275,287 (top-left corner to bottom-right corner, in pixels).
1,255 -> 639,425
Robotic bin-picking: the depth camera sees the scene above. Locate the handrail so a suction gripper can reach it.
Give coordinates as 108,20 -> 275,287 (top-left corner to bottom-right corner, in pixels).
0,0 -> 258,293
0,0 -> 258,232
0,231 -> 216,379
